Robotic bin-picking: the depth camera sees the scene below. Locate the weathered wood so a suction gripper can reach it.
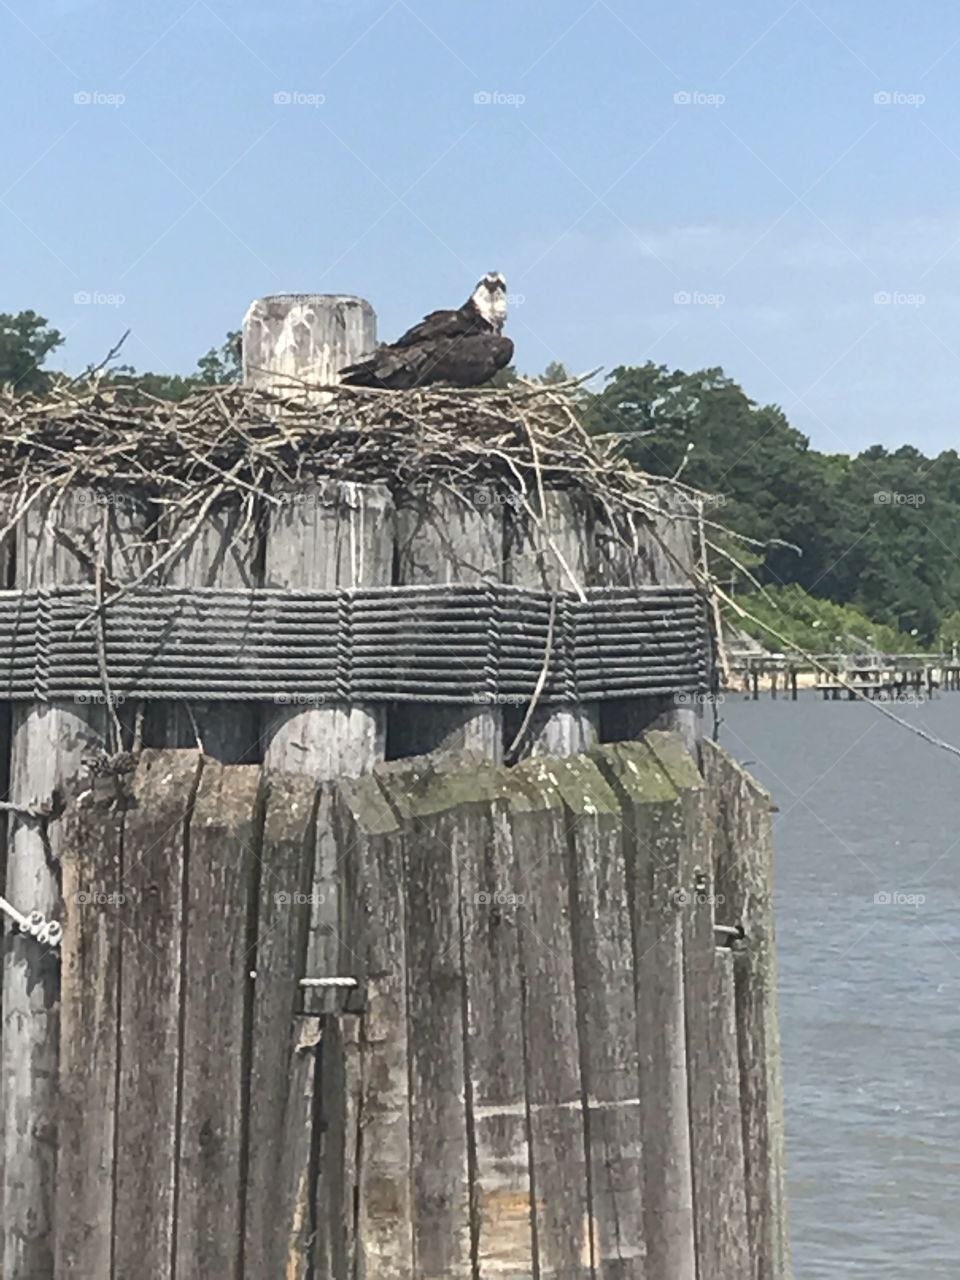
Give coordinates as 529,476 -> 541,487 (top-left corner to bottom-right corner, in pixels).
243,293 -> 376,399
595,735 -> 698,1280
376,752 -> 482,1280
703,742 -> 790,1280
2,491 -> 108,1280
175,761 -> 262,1277
150,502 -> 262,762
391,491 -> 504,760
504,758 -> 591,1278
457,763 -> 536,1277
251,297 -> 388,1280
113,749 -> 202,1278
333,772 -> 414,1279
553,755 -> 645,1278
595,495 -> 702,751
242,773 -> 318,1278
55,776 -> 124,1278
506,491 -> 598,758
263,479 -> 393,982
682,808 -> 750,1279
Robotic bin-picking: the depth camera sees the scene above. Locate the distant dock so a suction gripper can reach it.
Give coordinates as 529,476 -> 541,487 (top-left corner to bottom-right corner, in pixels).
729,652 -> 960,701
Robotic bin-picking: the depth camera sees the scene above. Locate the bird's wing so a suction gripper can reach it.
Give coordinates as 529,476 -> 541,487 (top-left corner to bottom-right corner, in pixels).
392,307 -> 473,348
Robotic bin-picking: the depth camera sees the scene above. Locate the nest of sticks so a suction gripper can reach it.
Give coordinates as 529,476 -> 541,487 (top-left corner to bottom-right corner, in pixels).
0,375 -> 697,550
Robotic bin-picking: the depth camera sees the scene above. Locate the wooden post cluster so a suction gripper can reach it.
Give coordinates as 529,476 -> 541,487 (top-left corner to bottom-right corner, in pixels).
0,295 -> 789,1279
48,736 -> 788,1279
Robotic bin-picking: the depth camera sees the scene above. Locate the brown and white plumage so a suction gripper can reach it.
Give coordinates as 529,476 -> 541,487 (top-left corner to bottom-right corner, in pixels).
340,272 -> 513,389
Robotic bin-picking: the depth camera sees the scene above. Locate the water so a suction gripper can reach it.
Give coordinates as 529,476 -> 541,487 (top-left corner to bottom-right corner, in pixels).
720,694 -> 960,1277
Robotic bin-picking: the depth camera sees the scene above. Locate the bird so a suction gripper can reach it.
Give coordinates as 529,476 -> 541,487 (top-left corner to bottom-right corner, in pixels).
339,272 -> 514,390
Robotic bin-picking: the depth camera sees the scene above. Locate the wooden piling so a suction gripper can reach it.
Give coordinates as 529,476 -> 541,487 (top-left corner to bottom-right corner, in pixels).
174,763 -> 262,1277
391,491 -> 505,760
596,737 -> 698,1280
505,491 -> 598,758
683,809 -> 750,1279
595,493 -> 702,751
2,492 -> 108,1280
151,502 -> 262,762
114,750 -> 202,1278
247,292 -> 392,1278
376,753 -> 486,1280
505,758 -> 592,1277
55,773 -> 123,1279
703,742 -> 790,1280
554,755 -> 645,1276
333,773 -> 415,1279
456,762 -> 537,1275
242,774 -> 318,1279
243,293 -> 376,399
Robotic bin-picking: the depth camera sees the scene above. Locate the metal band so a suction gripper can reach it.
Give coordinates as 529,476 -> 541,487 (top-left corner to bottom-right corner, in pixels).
0,583 -> 707,704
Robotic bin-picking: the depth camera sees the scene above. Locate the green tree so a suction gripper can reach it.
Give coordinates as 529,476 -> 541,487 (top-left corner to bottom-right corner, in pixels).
0,311 -> 64,395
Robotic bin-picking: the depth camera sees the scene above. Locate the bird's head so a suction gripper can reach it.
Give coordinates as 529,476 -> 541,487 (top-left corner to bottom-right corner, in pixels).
470,271 -> 508,331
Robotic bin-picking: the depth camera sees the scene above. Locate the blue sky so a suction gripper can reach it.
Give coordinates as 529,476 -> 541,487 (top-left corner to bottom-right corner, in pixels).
3,0 -> 960,454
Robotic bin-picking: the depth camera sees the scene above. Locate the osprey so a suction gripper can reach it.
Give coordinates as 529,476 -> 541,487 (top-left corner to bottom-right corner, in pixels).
339,272 -> 514,389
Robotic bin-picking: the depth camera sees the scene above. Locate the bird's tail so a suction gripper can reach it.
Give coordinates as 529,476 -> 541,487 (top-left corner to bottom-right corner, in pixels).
338,357 -> 379,387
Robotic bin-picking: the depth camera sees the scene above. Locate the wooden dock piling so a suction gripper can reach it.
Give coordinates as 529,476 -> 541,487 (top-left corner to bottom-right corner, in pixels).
0,290 -> 790,1280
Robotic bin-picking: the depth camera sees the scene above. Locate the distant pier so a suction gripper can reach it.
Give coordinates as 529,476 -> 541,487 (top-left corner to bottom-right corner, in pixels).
730,653 -> 960,701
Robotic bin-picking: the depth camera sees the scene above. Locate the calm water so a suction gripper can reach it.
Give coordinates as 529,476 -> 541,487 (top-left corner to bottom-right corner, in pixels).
720,694 -> 960,1278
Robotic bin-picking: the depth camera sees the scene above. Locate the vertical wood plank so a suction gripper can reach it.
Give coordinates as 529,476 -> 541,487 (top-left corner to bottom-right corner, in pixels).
702,742 -> 790,1280
113,749 -> 202,1279
175,762 -> 262,1277
391,491 -> 504,760
553,755 -> 646,1278
258,475 -> 393,1280
504,759 -> 592,1278
595,737 -> 698,1280
250,282 -> 386,1278
682,793 -> 750,1279
595,495 -> 702,751
375,753 -> 482,1280
55,775 -> 124,1278
458,764 -> 536,1278
332,772 -> 414,1279
150,503 -> 262,762
242,773 -> 317,1278
2,491 -> 107,1280
505,491 -> 598,759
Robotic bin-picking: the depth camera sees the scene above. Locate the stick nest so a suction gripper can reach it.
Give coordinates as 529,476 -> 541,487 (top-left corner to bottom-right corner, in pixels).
0,376 -> 687,531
